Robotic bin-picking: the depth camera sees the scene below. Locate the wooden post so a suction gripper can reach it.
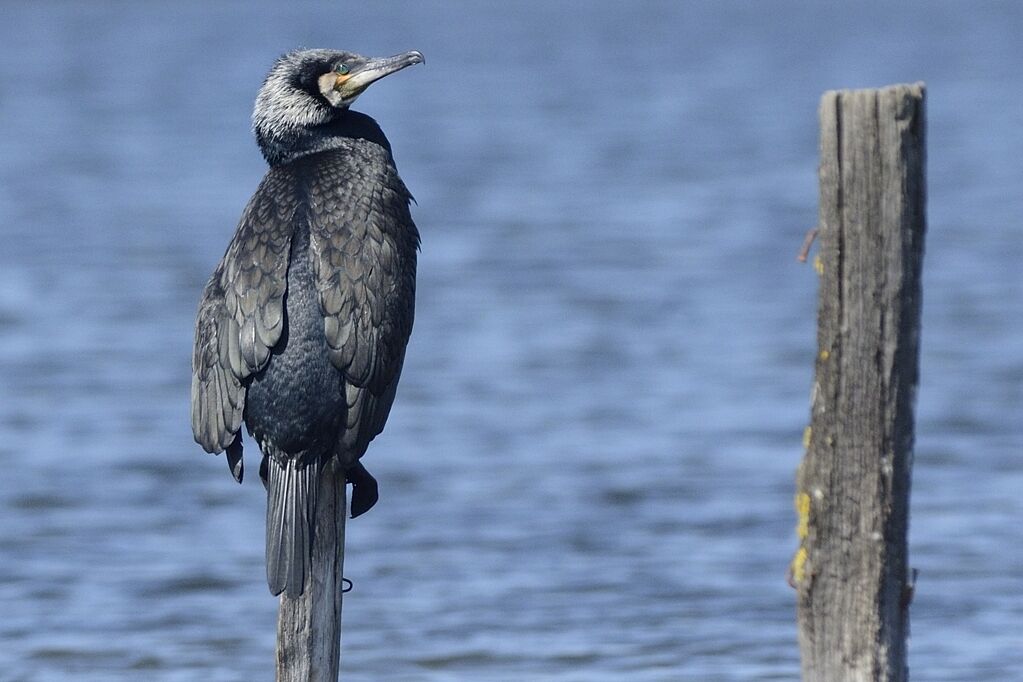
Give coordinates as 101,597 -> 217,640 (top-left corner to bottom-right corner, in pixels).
793,83 -> 926,681
276,460 -> 347,681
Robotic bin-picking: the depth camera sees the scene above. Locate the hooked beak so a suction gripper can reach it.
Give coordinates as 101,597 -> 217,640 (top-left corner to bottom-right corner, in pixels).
335,50 -> 425,99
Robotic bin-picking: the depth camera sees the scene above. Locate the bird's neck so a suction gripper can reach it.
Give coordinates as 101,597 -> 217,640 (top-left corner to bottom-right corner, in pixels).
257,110 -> 393,168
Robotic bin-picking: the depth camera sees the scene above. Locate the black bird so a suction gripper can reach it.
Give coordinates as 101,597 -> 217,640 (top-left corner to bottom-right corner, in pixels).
191,48 -> 423,597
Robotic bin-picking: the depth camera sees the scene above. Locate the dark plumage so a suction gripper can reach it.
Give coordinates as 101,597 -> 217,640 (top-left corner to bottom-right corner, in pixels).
191,48 -> 423,597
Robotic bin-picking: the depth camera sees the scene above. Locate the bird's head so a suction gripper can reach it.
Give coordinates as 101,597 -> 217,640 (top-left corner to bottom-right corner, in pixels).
252,48 -> 424,164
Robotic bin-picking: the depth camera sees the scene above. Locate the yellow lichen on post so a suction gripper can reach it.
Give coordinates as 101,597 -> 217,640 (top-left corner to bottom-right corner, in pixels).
790,492 -> 812,585
791,547 -> 808,584
795,492 -> 810,539
819,349 -> 830,361
802,426 -> 812,450
813,254 -> 824,275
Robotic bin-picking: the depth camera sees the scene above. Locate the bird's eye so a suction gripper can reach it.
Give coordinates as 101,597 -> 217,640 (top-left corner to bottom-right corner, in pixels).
334,64 -> 350,75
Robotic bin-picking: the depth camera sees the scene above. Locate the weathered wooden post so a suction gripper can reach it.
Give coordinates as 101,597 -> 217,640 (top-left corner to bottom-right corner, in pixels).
276,461 -> 347,681
792,83 -> 926,681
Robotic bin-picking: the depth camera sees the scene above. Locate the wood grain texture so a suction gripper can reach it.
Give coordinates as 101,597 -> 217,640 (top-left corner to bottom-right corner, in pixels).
795,82 -> 926,682
276,461 -> 347,682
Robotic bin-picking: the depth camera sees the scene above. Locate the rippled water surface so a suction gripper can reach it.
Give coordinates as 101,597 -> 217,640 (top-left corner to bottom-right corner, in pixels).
1,1 -> 1021,680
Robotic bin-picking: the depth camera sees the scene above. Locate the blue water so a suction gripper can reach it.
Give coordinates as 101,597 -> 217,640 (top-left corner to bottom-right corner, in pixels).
1,1 -> 1021,680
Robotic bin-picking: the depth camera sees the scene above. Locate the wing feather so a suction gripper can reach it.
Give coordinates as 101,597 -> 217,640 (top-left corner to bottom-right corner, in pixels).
307,149 -> 418,394
190,167 -> 299,459
303,148 -> 418,458
191,274 -> 245,453
222,169 -> 299,378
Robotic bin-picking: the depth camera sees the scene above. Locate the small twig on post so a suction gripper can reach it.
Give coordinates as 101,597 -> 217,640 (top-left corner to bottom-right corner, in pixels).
796,227 -> 819,263
792,82 -> 926,682
276,460 -> 348,682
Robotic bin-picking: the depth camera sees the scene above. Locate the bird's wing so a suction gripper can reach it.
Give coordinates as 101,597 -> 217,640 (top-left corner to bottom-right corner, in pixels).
191,169 -> 299,454
307,151 -> 417,453
308,152 -> 417,391
191,272 -> 245,454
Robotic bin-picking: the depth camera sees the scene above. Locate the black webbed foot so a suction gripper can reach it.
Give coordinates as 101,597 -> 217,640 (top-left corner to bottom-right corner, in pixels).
346,462 -> 378,518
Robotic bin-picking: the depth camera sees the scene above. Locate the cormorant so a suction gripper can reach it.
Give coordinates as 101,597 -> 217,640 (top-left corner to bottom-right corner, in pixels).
190,48 -> 423,597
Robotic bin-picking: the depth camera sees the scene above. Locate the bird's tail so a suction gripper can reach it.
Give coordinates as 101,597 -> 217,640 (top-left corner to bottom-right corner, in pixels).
264,456 -> 321,598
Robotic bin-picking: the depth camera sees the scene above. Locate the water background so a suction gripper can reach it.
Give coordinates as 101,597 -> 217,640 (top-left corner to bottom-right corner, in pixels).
1,1 -> 1021,680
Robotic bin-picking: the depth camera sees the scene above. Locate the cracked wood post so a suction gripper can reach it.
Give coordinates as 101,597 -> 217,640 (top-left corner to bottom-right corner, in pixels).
276,460 -> 347,681
793,83 -> 926,682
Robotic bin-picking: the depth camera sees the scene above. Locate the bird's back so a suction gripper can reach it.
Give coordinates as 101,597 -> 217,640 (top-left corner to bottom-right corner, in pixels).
245,138 -> 418,459
244,220 -> 345,460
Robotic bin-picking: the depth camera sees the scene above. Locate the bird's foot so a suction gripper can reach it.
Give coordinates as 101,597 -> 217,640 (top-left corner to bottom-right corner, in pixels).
346,462 -> 378,518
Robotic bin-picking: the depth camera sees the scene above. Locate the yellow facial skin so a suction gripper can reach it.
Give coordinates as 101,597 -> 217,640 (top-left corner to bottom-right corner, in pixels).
333,73 -> 350,92
317,71 -> 354,107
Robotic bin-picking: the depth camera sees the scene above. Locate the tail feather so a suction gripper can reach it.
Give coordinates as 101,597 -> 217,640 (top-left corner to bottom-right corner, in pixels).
265,457 -> 320,597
